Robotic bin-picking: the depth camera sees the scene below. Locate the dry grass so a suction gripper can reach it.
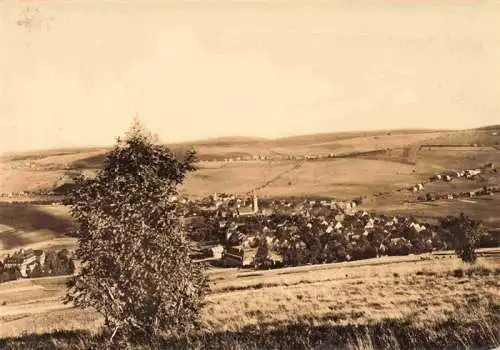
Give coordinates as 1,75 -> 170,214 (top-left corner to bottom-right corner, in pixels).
421,129 -> 500,147
0,131 -> 446,196
417,148 -> 500,170
203,256 -> 500,332
256,159 -> 420,199
1,254 -> 498,340
181,158 -> 424,199
368,194 -> 500,228
0,169 -> 68,194
181,161 -> 295,197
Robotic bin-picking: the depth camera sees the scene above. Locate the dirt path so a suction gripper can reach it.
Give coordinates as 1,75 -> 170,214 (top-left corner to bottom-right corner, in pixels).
247,161 -> 305,194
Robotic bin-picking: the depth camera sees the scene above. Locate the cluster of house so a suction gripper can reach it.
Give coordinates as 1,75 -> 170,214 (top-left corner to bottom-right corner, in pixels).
218,154 -> 326,162
401,163 -> 498,195
409,183 -> 425,192
215,150 -> 387,163
0,160 -> 38,171
221,208 -> 438,268
0,160 -> 70,171
0,191 -> 31,198
419,185 -> 500,202
2,249 -> 46,278
429,163 -> 495,184
188,192 -> 439,268
429,169 -> 483,183
272,210 -> 434,256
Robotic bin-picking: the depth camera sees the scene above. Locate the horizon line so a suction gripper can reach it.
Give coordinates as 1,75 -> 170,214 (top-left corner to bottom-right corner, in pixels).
1,124 -> 495,156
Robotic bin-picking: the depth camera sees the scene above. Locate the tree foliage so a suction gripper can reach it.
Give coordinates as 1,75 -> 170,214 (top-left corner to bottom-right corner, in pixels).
65,120 -> 209,345
440,212 -> 484,263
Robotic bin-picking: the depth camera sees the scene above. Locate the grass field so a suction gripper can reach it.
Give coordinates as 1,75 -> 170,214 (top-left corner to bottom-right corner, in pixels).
365,193 -> 500,230
0,253 -> 498,341
421,129 -> 500,147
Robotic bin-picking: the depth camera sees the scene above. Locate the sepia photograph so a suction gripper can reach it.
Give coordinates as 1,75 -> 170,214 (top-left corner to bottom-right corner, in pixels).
0,0 -> 499,349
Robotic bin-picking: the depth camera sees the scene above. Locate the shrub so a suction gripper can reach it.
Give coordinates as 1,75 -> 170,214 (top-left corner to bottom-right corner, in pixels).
466,266 -> 491,277
65,120 -> 209,345
440,213 -> 484,263
0,268 -> 21,283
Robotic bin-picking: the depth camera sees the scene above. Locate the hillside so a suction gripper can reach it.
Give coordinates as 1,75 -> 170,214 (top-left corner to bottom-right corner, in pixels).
1,254 -> 499,347
1,127 -> 499,199
421,128 -> 500,147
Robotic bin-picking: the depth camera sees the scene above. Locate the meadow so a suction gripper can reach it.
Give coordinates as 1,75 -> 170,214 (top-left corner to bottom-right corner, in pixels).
0,253 -> 499,341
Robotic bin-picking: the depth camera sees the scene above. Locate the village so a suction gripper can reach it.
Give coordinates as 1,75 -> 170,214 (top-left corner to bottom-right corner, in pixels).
0,160 -> 497,276
179,189 -> 497,269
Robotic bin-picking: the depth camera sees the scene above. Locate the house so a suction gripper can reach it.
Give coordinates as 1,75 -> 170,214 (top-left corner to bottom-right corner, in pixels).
211,245 -> 224,259
378,243 -> 387,255
410,222 -> 426,233
364,219 -> 375,229
335,214 -> 345,222
3,249 -> 45,278
466,169 -> 481,178
390,237 -> 404,245
221,247 -> 258,268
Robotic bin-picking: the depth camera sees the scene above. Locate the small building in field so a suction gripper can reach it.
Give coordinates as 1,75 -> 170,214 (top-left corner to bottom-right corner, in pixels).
221,247 -> 258,268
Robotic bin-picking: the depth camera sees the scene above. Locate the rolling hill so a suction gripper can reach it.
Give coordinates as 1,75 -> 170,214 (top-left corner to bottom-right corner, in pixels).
0,126 -> 498,199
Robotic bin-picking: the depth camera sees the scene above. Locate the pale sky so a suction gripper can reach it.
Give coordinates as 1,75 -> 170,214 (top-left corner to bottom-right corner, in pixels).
1,1 -> 499,152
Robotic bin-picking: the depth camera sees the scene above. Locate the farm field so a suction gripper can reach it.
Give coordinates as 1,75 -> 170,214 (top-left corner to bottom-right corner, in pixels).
1,129 -> 499,200
0,130 -> 450,195
367,194 -> 500,229
420,129 -> 500,148
0,252 -> 499,342
182,158 -> 424,199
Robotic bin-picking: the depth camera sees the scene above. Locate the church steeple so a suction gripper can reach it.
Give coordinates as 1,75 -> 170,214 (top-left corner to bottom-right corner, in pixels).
252,193 -> 259,213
